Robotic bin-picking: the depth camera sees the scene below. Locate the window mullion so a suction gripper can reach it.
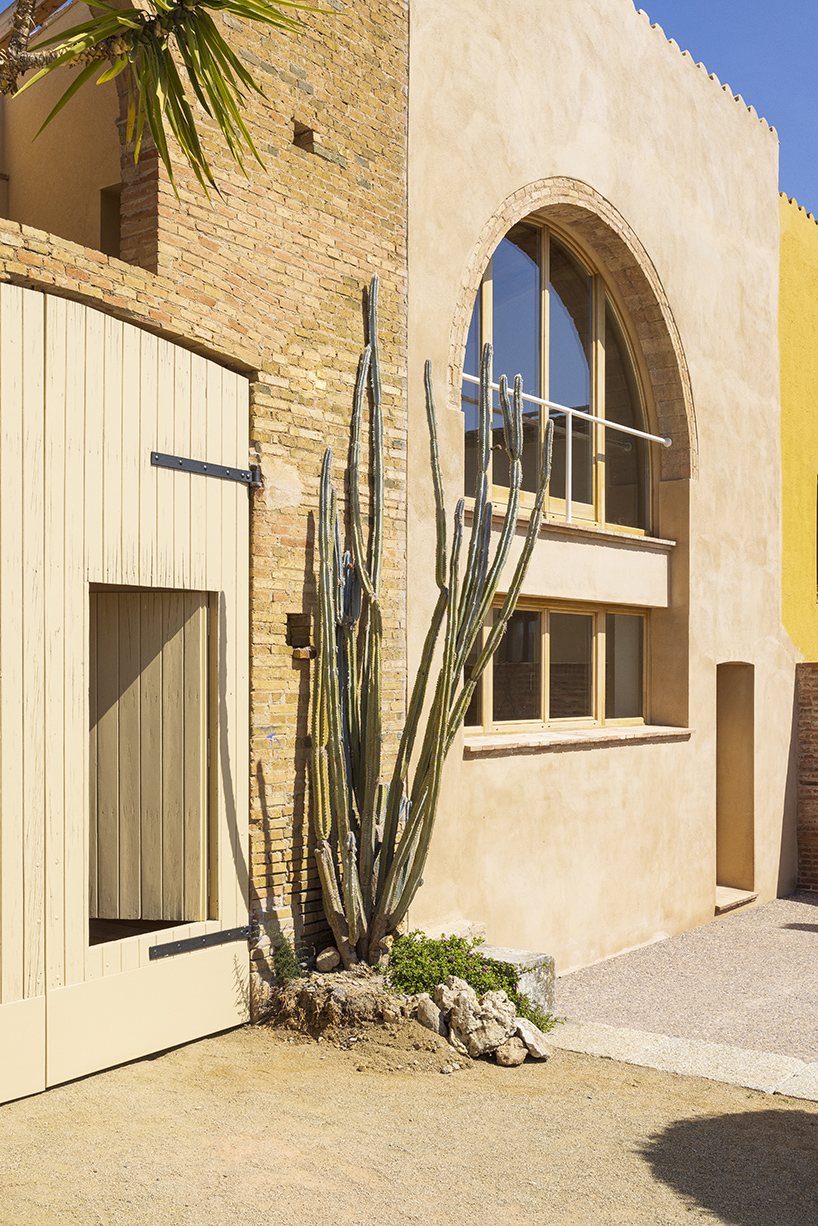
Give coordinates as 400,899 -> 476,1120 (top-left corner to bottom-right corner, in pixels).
542,609 -> 549,724
484,611 -> 494,733
593,280 -> 606,526
481,258 -> 493,488
597,610 -> 606,724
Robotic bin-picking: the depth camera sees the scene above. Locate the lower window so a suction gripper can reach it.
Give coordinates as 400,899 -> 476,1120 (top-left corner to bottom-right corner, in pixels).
464,603 -> 646,732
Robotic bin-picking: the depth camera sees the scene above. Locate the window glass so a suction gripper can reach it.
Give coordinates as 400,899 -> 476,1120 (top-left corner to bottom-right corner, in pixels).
463,633 -> 483,727
549,612 -> 593,718
492,224 -> 540,492
463,296 -> 481,497
605,613 -> 643,719
493,609 -> 541,721
549,238 -> 592,505
604,305 -> 648,529
460,220 -> 649,529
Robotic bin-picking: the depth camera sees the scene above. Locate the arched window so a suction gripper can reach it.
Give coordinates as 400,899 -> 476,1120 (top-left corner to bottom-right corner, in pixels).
462,220 -> 651,532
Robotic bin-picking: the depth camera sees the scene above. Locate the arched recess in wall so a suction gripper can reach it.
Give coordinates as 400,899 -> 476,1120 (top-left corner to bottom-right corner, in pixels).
448,178 -> 697,484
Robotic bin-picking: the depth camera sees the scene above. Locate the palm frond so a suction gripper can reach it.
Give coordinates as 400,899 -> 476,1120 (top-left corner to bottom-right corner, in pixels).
13,0 -> 323,193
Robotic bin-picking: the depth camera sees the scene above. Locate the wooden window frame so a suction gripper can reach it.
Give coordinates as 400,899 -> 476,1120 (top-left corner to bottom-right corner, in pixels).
464,222 -> 653,536
467,599 -> 648,736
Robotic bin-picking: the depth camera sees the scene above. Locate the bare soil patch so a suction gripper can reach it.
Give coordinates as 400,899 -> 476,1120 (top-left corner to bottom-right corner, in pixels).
263,968 -> 475,1074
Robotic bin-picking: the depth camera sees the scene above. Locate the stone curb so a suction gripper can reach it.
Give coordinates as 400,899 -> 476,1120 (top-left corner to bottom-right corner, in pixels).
550,1019 -> 818,1100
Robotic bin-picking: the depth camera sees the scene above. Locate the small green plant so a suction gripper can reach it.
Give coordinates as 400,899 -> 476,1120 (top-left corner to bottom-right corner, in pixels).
386,930 -> 557,1033
270,933 -> 304,985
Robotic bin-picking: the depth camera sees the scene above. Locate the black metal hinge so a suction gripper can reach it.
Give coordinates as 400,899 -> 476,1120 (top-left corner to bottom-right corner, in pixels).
148,921 -> 259,961
151,451 -> 262,488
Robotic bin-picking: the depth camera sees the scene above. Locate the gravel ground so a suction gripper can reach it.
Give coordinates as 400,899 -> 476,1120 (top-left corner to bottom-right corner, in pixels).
2,1025 -> 818,1226
557,892 -> 818,1061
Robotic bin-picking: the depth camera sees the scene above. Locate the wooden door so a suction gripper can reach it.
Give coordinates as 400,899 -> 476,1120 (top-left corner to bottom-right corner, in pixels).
0,285 -> 250,1103
90,591 -> 209,927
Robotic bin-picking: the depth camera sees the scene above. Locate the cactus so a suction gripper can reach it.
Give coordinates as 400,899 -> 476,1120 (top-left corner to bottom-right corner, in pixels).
310,275 -> 553,967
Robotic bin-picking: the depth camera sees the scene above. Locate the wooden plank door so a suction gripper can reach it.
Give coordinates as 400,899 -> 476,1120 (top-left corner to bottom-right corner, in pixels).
89,591 -> 209,927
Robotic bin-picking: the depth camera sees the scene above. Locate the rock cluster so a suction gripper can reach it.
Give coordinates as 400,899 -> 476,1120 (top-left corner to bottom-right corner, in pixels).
426,976 -> 552,1064
265,967 -> 553,1068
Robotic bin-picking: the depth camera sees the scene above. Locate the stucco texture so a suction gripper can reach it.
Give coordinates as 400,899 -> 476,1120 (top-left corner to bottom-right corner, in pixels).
779,194 -> 818,661
405,0 -> 797,973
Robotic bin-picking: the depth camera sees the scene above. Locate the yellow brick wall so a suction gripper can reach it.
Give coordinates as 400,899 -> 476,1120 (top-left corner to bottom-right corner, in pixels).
0,0 -> 409,997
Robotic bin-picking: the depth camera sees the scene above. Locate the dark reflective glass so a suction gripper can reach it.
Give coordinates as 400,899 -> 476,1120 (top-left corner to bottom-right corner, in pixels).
492,609 -> 541,721
605,614 -> 643,719
463,634 -> 483,727
491,224 -> 540,492
604,305 -> 648,529
463,290 -> 481,496
549,238 -> 592,504
549,612 -> 593,719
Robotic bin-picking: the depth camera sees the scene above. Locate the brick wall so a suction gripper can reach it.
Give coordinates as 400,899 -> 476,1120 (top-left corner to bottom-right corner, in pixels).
796,664 -> 818,889
0,0 -> 409,1004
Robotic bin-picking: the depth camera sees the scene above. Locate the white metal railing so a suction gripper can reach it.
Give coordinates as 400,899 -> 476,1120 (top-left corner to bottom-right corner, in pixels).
462,372 -> 671,524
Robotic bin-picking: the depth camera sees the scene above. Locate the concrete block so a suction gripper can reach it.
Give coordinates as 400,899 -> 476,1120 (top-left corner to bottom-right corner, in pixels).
636,1036 -> 806,1094
775,1062 -> 818,1101
549,1019 -> 668,1063
479,945 -> 555,1012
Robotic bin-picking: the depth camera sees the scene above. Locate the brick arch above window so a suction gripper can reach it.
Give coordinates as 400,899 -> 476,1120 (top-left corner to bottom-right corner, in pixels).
449,178 -> 697,482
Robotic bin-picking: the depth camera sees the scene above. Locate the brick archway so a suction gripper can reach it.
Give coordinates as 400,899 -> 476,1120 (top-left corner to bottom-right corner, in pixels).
449,178 -> 697,482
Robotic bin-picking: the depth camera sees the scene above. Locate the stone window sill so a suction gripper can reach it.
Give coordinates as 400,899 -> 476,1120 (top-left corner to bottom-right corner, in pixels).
464,502 -> 676,552
463,725 -> 692,758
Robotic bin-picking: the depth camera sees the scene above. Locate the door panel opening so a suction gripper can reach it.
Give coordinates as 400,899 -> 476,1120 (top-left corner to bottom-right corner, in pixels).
716,662 -> 755,892
89,589 -> 212,944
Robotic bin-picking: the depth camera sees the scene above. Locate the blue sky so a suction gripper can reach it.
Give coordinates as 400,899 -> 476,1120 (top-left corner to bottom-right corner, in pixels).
639,0 -> 818,211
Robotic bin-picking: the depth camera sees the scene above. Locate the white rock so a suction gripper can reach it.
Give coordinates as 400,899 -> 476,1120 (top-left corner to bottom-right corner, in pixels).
448,984 -> 516,1058
514,1016 -> 553,1059
416,994 -> 447,1036
447,1027 -> 469,1058
495,1036 -> 527,1066
316,946 -> 341,973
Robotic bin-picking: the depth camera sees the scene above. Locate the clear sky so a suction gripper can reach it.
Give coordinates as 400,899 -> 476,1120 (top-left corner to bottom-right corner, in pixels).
639,0 -> 818,212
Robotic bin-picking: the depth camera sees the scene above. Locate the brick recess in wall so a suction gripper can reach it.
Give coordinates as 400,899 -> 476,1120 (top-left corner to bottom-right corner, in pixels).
0,1 -> 409,1007
796,663 -> 818,889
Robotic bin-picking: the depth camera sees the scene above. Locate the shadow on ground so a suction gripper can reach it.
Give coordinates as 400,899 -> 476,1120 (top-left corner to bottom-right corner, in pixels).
639,1109 -> 818,1224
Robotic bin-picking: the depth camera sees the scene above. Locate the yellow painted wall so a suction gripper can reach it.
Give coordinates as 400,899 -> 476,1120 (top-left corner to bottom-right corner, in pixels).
780,194 -> 818,660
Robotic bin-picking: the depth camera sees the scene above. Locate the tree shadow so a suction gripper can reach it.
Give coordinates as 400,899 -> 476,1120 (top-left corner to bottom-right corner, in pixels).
783,923 -> 818,934
639,1109 -> 818,1224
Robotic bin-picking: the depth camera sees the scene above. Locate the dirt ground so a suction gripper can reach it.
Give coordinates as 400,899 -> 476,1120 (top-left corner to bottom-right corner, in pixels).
2,1018 -> 818,1226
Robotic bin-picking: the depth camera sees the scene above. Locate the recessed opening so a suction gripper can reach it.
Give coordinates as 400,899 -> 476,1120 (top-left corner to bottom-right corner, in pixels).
99,183 -> 122,259
89,588 -> 213,945
286,612 -> 312,648
716,662 -> 755,892
292,120 -> 316,152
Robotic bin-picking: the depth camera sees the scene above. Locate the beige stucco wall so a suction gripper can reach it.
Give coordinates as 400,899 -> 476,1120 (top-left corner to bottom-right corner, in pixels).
406,0 -> 797,972
0,3 -> 121,249
779,194 -> 818,661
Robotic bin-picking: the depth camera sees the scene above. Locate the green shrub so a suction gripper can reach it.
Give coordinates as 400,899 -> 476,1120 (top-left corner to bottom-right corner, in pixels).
270,933 -> 304,985
386,931 -> 557,1033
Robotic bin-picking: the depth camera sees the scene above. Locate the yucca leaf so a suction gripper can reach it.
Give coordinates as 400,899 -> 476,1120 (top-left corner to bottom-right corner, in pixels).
95,53 -> 129,84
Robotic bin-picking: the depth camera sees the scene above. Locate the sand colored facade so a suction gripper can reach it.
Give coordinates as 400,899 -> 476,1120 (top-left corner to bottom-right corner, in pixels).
0,0 -> 809,1100
779,194 -> 818,661
405,0 -> 799,972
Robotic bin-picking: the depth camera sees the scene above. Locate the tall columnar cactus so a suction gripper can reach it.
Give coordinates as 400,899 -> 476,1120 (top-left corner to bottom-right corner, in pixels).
310,276 -> 553,967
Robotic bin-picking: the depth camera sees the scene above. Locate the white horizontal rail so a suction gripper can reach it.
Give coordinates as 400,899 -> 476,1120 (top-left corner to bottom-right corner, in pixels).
461,372 -> 671,448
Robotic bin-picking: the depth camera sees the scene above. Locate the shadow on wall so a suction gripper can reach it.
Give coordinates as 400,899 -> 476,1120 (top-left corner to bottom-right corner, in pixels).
778,675 -> 800,896
252,507 -> 329,1001
639,1110 -> 818,1224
